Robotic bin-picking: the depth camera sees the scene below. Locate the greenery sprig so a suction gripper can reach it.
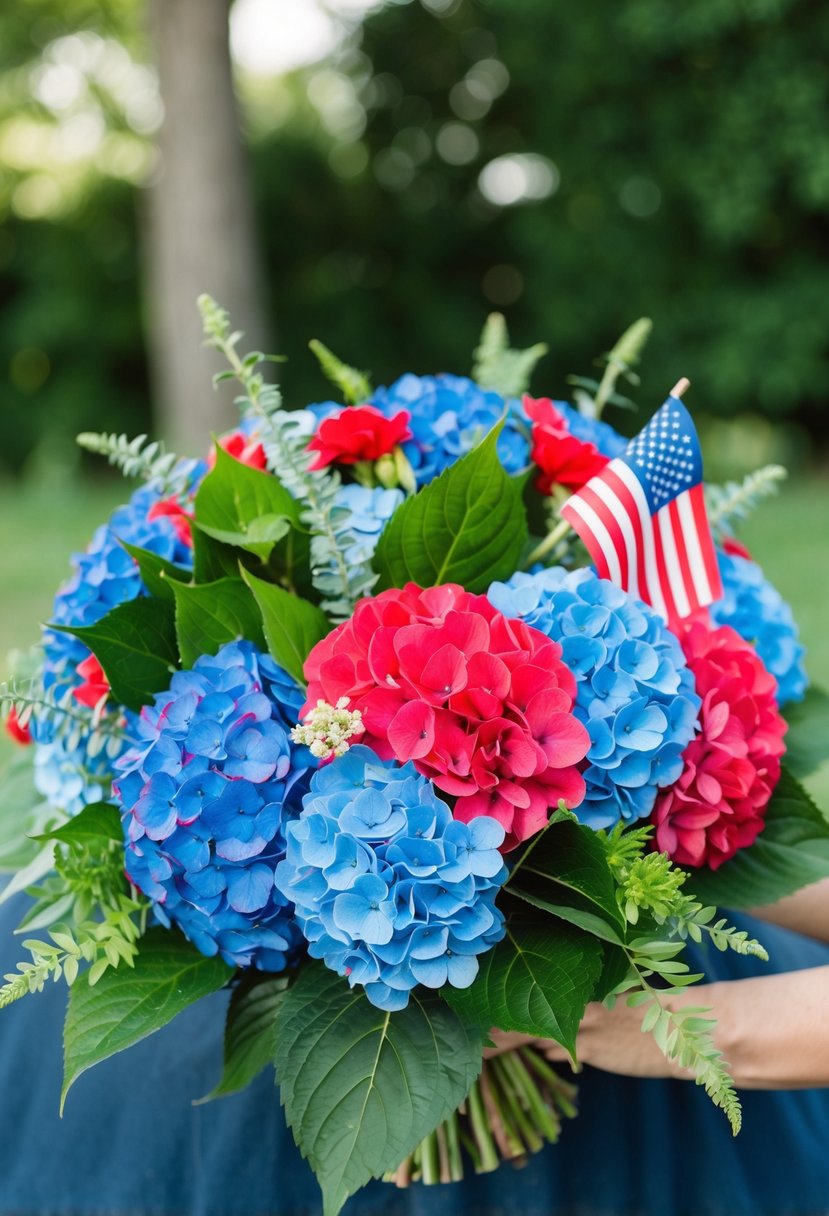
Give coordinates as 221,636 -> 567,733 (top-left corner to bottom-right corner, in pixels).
472,312 -> 548,399
199,294 -> 378,618
75,431 -> 192,497
705,464 -> 788,538
0,805 -> 149,1008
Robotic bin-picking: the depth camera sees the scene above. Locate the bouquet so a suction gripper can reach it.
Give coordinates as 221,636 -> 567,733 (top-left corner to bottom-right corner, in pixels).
2,300 -> 829,1216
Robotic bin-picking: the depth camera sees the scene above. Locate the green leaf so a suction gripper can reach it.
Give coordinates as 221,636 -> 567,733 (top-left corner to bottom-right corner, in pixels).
309,339 -> 372,405
195,515 -> 291,563
192,525 -> 242,584
507,884 -> 625,946
685,768 -> 829,908
118,541 -> 192,603
49,598 -> 178,712
274,962 -> 484,1216
592,942 -> 633,1002
62,927 -> 232,1110
782,685 -> 829,780
195,442 -> 301,533
32,802 -> 121,848
508,818 -> 625,931
170,577 -> 266,668
200,975 -> 287,1101
241,568 -> 330,687
372,423 -> 528,594
445,921 -> 603,1056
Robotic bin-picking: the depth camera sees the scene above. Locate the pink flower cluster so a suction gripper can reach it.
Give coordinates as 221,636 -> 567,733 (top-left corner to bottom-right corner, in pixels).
651,620 -> 787,869
303,583 -> 590,850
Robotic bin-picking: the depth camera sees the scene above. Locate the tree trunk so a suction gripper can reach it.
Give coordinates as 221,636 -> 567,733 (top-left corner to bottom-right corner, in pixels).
145,0 -> 268,453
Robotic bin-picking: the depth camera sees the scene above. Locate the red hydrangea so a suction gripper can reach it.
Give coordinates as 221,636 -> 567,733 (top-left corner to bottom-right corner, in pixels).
72,654 -> 110,709
525,396 -> 609,494
147,496 -> 194,548
651,620 -> 787,869
303,583 -> 590,850
5,706 -> 31,746
306,405 -> 411,471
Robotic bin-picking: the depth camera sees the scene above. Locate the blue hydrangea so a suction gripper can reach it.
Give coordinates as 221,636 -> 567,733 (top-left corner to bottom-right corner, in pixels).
114,641 -> 312,971
33,476 -> 199,814
710,548 -> 808,705
488,568 -> 701,830
555,401 -> 628,459
275,745 -> 507,1011
367,373 -> 531,487
331,484 -> 404,566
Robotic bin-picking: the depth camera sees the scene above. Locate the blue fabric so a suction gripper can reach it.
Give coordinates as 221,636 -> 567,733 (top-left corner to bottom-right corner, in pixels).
1,891 -> 828,1216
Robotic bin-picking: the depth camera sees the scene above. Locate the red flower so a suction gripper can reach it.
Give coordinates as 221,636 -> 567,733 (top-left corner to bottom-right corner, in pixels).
651,621 -> 787,869
211,430 -> 268,471
5,706 -> 32,746
73,654 -> 110,709
303,583 -> 590,850
147,497 -> 194,548
306,405 -> 411,471
524,396 -> 609,494
721,536 -> 752,561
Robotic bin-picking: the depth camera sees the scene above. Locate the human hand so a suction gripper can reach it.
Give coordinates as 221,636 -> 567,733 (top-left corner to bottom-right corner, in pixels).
540,1000 -> 693,1080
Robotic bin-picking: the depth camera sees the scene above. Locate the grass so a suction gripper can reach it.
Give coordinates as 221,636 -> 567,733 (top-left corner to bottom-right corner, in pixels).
0,471 -> 827,803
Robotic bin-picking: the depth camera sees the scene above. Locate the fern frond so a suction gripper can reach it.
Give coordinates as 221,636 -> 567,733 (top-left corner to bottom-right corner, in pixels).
705,464 -> 788,538
309,339 -> 372,405
0,675 -> 127,749
472,312 -> 548,398
76,431 -> 188,494
262,411 -> 377,618
640,996 -> 742,1133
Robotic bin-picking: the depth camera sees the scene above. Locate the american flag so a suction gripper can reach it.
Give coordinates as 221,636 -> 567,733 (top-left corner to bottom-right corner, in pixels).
560,391 -> 722,622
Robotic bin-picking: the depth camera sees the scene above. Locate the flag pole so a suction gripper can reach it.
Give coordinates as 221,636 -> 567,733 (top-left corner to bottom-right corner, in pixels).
523,378 -> 691,568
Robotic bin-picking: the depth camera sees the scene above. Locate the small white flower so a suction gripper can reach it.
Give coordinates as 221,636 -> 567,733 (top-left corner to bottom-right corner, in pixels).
291,698 -> 364,761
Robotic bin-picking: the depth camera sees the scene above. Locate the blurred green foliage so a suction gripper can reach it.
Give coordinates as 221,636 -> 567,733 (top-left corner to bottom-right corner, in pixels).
1,0 -> 828,473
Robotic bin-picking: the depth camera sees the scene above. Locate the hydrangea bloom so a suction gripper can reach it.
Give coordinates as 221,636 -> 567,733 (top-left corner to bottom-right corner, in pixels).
710,545 -> 807,705
652,621 -> 787,869
488,568 -> 701,829
524,397 -> 610,493
114,641 -> 312,969
303,583 -> 590,850
554,401 -> 628,460
368,374 -> 530,486
331,484 -> 405,567
275,746 -> 507,1011
34,477 -> 199,814
307,404 -> 411,471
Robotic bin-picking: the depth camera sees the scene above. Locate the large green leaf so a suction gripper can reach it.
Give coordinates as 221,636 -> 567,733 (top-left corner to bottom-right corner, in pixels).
274,962 -> 485,1216
200,975 -> 288,1102
193,446 -> 312,591
685,768 -> 829,908
170,577 -> 266,668
445,921 -> 603,1056
62,927 -> 232,1110
50,597 -> 178,712
508,817 -> 625,932
32,801 -> 121,848
119,540 -> 192,603
242,568 -> 331,687
783,685 -> 829,781
195,442 -> 301,533
372,422 -> 528,593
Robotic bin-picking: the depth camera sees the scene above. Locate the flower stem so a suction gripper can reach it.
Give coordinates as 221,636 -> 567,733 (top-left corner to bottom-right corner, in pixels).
524,516 -> 573,567
467,1076 -> 501,1173
480,1059 -> 526,1159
